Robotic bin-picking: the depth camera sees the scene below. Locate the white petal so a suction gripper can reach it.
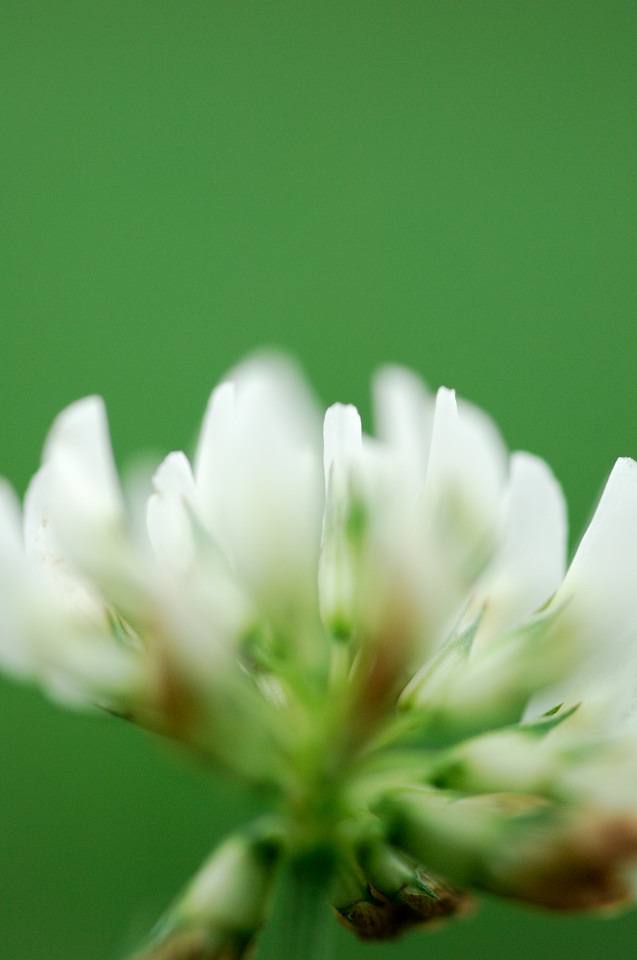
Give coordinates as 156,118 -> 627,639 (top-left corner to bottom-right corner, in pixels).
147,451 -> 197,572
372,365 -> 434,477
0,479 -> 23,555
152,450 -> 196,499
549,458 -> 637,725
148,456 -> 256,696
1,477 -> 137,706
423,390 -> 507,541
415,388 -> 508,635
471,452 -> 568,648
193,380 -> 235,546
323,403 -> 362,495
455,397 -> 509,526
44,395 -> 123,516
42,396 -> 126,573
30,626 -> 146,710
0,480 -> 34,675
558,457 -> 637,650
38,397 -> 157,630
318,404 -> 363,634
193,355 -> 324,624
24,465 -> 109,626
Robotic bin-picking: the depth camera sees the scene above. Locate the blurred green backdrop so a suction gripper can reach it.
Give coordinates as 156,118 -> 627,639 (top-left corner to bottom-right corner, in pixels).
1,2 -> 637,958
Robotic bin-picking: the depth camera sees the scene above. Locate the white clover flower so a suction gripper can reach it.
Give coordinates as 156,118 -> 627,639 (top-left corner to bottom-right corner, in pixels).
2,353 -> 637,959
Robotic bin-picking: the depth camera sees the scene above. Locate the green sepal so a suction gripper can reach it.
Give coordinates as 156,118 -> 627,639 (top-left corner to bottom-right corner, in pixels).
398,610 -> 482,712
385,605 -> 572,753
518,702 -> 580,737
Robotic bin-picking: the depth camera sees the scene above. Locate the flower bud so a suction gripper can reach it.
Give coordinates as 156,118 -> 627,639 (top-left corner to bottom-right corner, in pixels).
377,788 -> 637,911
334,841 -> 471,940
133,822 -> 280,960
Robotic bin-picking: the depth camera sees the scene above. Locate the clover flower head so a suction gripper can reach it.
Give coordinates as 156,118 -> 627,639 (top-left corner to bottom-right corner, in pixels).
3,352 -> 637,959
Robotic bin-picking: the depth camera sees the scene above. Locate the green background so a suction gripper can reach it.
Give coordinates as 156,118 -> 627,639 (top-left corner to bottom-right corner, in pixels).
1,2 -> 636,957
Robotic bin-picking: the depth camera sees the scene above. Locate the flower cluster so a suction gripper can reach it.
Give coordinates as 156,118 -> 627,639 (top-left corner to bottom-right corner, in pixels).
2,353 -> 637,959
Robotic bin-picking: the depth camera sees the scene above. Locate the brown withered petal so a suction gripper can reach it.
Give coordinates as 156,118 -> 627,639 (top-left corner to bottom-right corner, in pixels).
334,871 -> 474,942
397,867 -> 475,923
496,812 -> 637,911
335,894 -> 417,941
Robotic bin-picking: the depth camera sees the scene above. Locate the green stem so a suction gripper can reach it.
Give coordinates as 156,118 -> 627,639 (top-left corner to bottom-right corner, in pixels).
254,850 -> 335,960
